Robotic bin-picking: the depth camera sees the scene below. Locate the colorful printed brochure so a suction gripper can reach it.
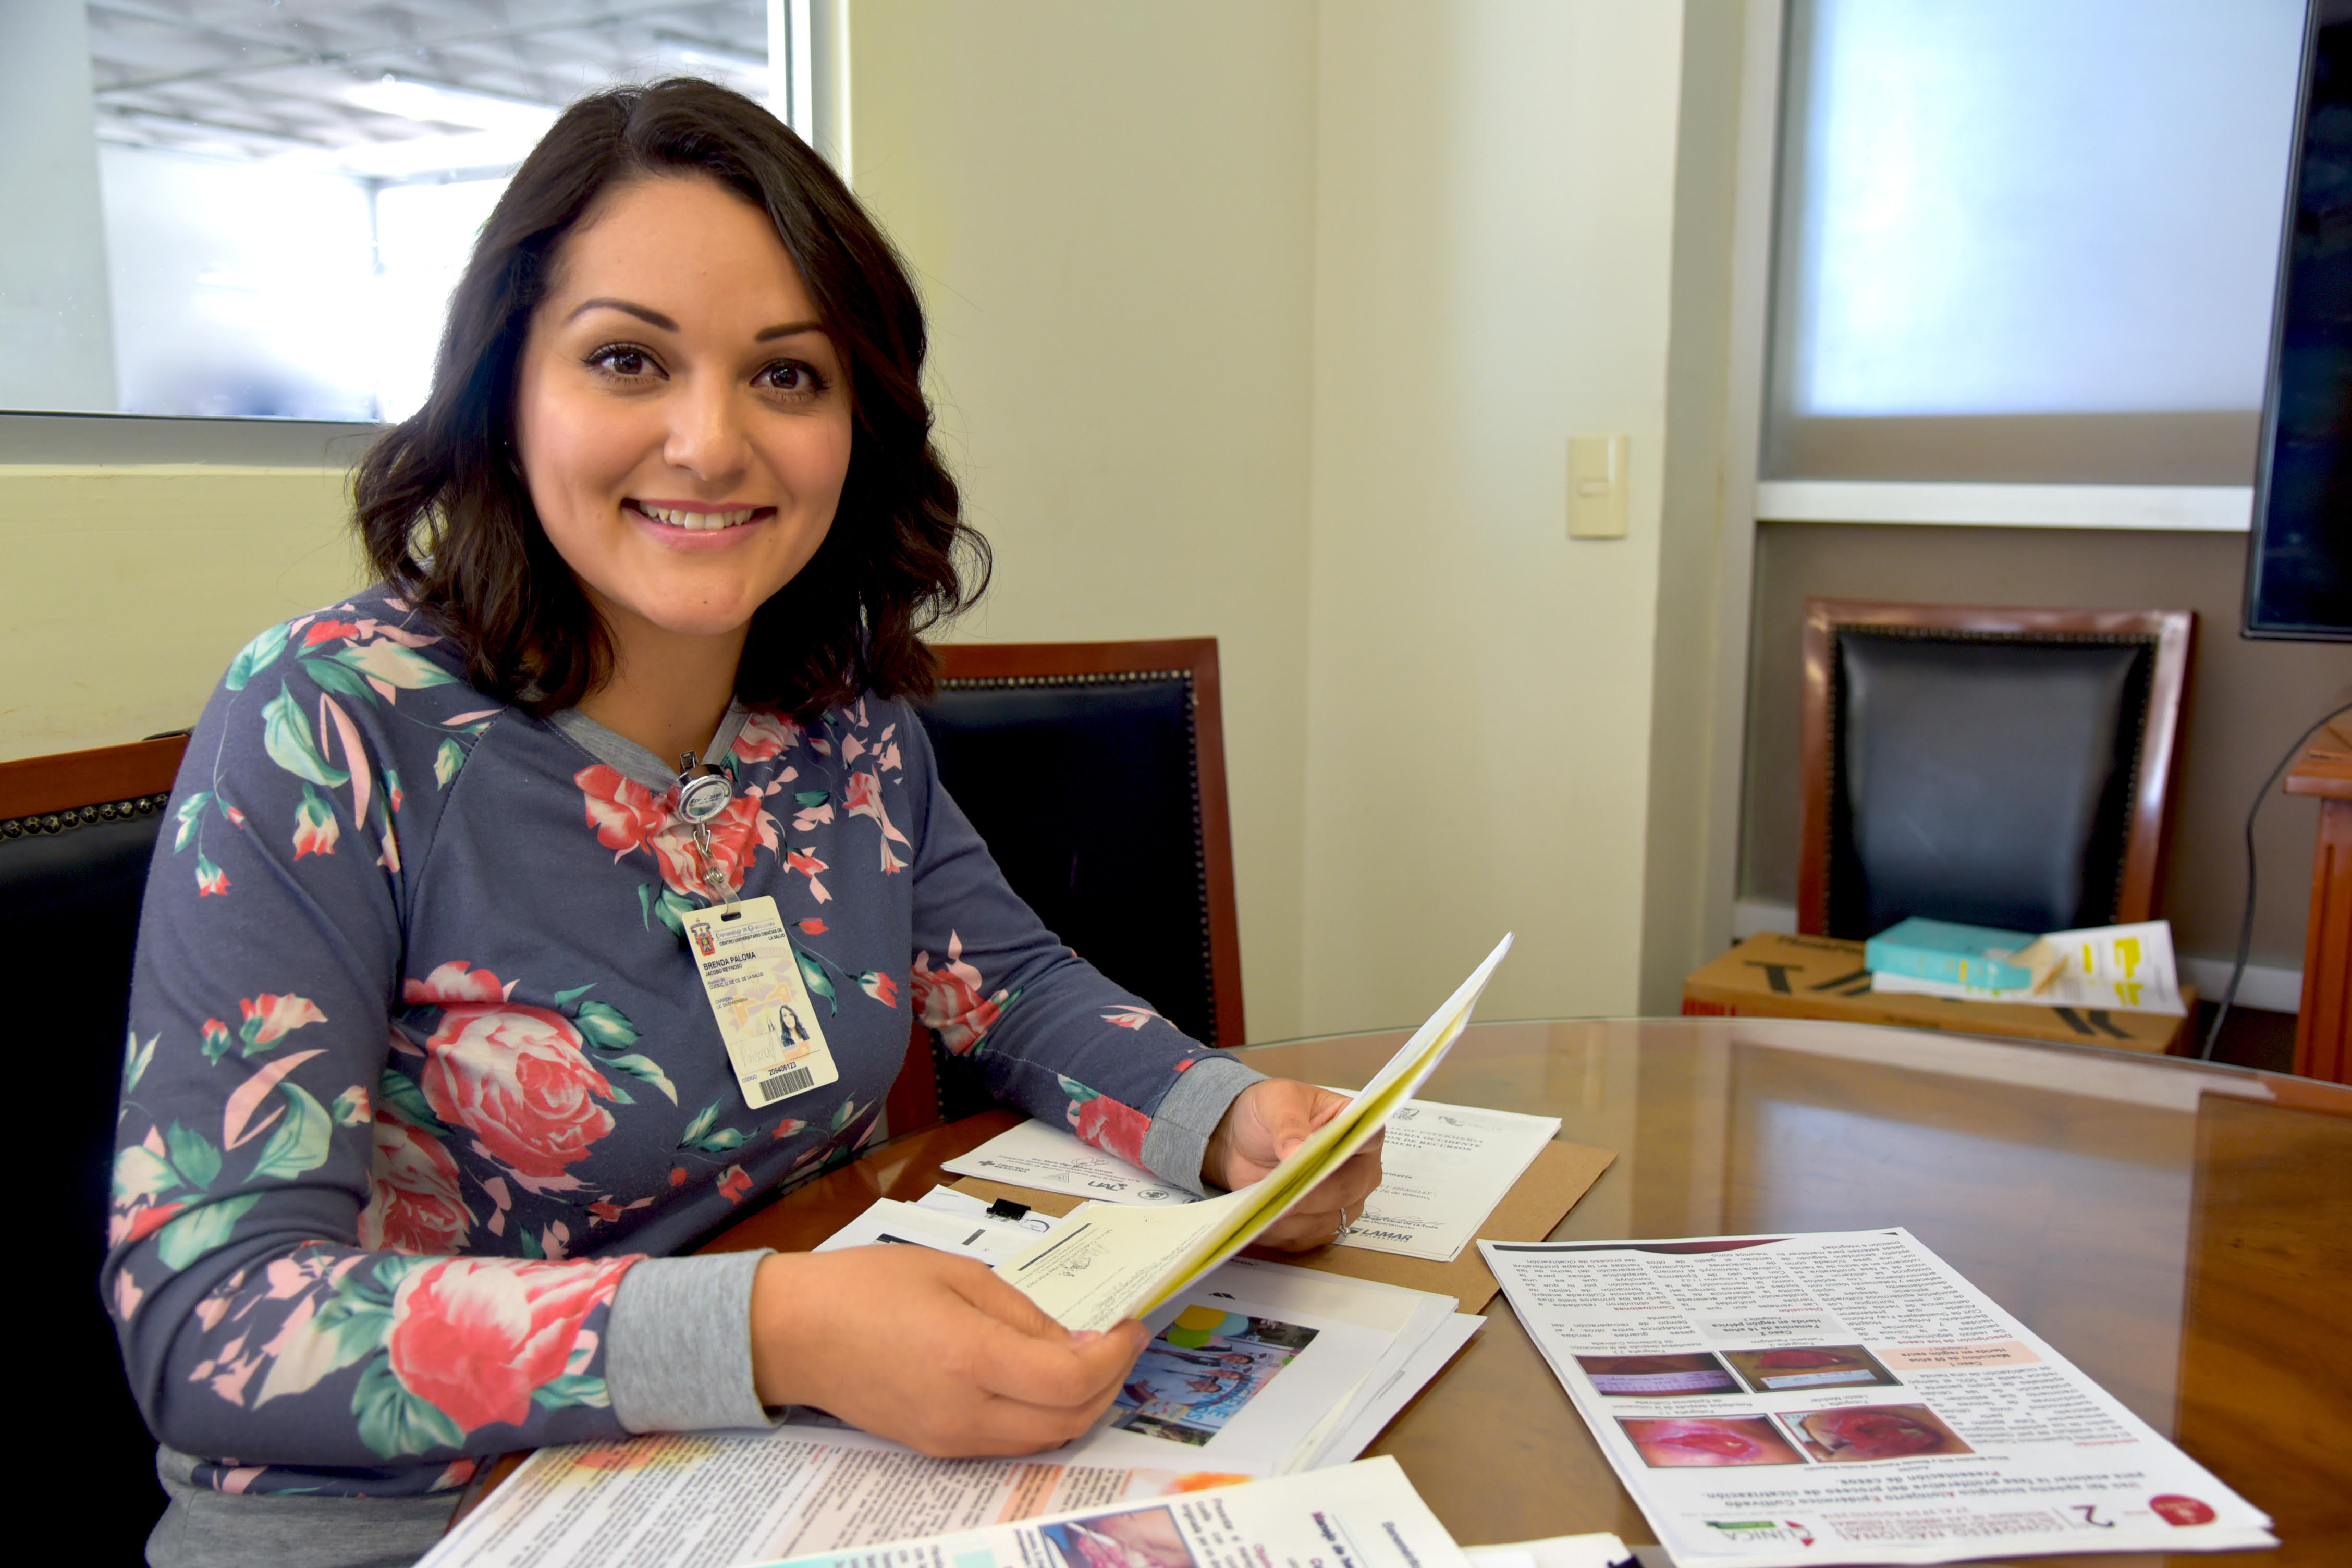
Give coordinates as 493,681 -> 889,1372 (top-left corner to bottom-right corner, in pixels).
1484,1228 -> 2273,1566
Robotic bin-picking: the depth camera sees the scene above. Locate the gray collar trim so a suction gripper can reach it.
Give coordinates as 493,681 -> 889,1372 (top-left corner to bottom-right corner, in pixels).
549,702 -> 753,796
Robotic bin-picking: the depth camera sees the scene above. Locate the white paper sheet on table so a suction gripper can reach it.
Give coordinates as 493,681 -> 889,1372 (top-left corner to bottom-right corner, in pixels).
418,1257 -> 1476,1568
990,935 -> 1513,1331
811,1207 -> 1465,1477
1464,1537 -> 1638,1568
1481,1227 -> 2272,1567
945,1097 -> 1560,1263
810,1190 -> 1072,1265
943,1117 -> 1198,1205
750,1455 -> 1472,1568
1308,1310 -> 1485,1469
1205,1255 -> 1459,1469
782,1270 -> 1395,1478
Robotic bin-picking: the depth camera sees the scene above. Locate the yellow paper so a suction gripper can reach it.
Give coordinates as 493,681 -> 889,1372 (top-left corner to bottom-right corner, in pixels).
994,934 -> 1514,1330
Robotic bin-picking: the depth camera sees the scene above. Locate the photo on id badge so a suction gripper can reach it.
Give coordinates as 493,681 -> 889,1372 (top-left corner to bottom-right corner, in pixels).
1110,1306 -> 1320,1448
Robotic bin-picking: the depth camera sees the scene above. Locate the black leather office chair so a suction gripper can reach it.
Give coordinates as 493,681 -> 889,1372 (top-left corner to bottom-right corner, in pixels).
1798,602 -> 2193,941
888,640 -> 1245,1130
3,733 -> 188,1560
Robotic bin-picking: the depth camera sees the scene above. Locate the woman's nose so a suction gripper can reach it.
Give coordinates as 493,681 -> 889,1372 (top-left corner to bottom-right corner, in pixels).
662,377 -> 750,481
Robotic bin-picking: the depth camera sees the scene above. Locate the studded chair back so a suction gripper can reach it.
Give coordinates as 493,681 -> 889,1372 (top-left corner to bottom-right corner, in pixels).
1,732 -> 190,1557
884,640 -> 1244,1132
1798,602 -> 2193,940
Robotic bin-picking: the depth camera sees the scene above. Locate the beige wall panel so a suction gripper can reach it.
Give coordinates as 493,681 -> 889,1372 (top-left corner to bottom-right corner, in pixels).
850,1 -> 1320,1039
1303,1 -> 1688,1030
0,466 -> 361,760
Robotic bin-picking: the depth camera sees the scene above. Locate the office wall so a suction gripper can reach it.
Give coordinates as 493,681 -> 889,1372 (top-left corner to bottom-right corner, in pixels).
11,3 -> 1742,1048
1300,1 -> 1701,1030
0,467 -> 361,759
847,1 -> 1321,1039
1741,521 -> 2352,973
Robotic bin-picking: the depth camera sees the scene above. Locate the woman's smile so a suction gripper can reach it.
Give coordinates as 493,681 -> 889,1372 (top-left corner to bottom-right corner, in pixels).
623,499 -> 782,551
628,500 -> 773,532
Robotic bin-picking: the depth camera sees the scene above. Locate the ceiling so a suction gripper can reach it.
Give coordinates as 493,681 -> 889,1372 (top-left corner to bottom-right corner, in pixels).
87,0 -> 772,175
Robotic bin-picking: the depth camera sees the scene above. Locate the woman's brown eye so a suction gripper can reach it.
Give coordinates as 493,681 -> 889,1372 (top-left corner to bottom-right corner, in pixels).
762,362 -> 823,394
590,346 -> 653,376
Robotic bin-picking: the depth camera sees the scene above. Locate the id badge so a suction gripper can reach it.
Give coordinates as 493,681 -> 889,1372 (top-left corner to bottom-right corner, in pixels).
685,896 -> 840,1110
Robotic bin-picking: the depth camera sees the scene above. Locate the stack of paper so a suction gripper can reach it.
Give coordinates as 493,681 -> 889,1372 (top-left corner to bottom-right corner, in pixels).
415,1247 -> 1481,1568
815,1198 -> 1480,1478
990,935 -> 1514,1332
943,1097 -> 1561,1265
742,1455 -> 1635,1568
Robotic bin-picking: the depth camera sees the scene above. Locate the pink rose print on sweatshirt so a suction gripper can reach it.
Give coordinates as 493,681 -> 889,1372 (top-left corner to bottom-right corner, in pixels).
357,1102 -> 472,1255
577,764 -> 666,852
728,709 -> 801,761
575,763 -> 779,900
1060,1075 -> 1150,1169
841,768 -> 910,873
409,962 -> 617,1190
384,1256 -> 630,1434
911,932 -> 1008,1055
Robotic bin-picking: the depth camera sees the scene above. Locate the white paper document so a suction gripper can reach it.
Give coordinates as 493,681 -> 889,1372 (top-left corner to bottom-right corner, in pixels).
810,1190 -> 1073,1265
1481,1228 -> 2273,1567
815,1202 -> 1467,1477
418,1423 -> 1245,1568
1307,1310 -> 1484,1471
993,935 -> 1513,1330
1464,1537 -> 1637,1568
945,1099 -> 1560,1264
1337,1098 -> 1559,1261
944,1118 -> 1198,1206
748,1455 -> 1469,1568
419,1259 -> 1472,1568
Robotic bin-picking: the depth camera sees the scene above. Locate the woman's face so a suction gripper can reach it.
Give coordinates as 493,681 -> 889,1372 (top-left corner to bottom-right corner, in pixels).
513,174 -> 853,657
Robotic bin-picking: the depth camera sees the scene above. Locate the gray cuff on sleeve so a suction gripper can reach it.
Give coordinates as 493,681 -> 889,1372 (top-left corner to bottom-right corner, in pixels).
1138,1054 -> 1269,1197
605,1251 -> 778,1434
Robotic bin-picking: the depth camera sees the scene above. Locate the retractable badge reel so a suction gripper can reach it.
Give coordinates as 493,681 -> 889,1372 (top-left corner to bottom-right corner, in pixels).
676,751 -> 737,906
675,751 -> 840,1109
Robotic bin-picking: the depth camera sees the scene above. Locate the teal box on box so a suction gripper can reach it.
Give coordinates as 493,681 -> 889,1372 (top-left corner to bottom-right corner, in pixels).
1864,917 -> 2041,990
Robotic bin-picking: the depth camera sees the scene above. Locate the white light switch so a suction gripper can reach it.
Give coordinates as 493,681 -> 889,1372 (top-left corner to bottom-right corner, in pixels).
1568,434 -> 1628,540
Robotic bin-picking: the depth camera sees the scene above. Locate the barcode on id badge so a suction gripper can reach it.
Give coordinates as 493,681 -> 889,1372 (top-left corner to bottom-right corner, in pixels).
756,1063 -> 814,1102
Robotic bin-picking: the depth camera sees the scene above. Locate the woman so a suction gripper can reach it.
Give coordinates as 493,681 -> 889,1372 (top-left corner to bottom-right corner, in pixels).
106,78 -> 1379,1567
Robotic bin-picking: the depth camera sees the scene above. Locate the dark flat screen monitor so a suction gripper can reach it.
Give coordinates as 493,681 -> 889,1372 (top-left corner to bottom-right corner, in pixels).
2250,0 -> 2352,640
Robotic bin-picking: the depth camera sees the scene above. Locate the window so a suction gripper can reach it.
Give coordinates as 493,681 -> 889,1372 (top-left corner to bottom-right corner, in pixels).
6,1 -> 809,427
1763,0 -> 2306,498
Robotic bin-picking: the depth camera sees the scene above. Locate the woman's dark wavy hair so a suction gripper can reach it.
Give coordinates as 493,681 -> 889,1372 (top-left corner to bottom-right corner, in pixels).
354,77 -> 987,720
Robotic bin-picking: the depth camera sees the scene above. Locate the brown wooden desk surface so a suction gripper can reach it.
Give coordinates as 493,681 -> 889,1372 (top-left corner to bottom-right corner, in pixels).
703,1017 -> 2352,1568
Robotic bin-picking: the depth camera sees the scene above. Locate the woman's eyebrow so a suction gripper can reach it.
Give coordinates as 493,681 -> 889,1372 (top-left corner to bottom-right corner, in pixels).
567,297 -> 676,330
561,299 -> 822,342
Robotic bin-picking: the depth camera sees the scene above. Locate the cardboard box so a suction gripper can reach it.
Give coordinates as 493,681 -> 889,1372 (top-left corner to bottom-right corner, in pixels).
1682,932 -> 2196,1055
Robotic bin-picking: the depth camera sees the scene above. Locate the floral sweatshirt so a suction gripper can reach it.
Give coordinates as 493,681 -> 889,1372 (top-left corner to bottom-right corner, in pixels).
105,587 -> 1258,1500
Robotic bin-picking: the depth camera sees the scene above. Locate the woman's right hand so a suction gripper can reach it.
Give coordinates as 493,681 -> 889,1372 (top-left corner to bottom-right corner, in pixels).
749,1246 -> 1150,1456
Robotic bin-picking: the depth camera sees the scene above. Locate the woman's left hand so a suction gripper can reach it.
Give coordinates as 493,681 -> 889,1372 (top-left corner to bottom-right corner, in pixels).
1200,1078 -> 1383,1250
